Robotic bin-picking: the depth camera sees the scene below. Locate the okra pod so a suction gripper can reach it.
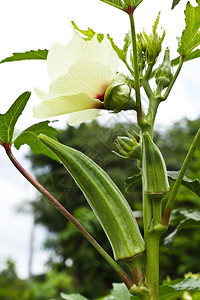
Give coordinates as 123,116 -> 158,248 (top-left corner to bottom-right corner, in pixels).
39,134 -> 145,261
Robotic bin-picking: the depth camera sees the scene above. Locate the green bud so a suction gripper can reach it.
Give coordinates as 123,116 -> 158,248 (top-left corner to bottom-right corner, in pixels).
115,132 -> 142,161
136,33 -> 147,53
155,47 -> 173,92
142,132 -> 169,199
104,73 -> 135,111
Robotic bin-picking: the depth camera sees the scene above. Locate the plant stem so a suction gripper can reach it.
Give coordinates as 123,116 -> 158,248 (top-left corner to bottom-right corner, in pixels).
161,128 -> 200,226
142,191 -> 152,242
145,228 -> 160,300
129,13 -> 143,126
3,143 -> 134,290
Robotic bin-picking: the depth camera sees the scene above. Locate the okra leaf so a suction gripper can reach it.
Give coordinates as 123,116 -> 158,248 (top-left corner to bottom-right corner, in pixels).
99,0 -> 143,11
14,121 -> 59,161
167,171 -> 200,198
164,208 -> 200,247
61,293 -> 89,300
171,0 -> 182,10
107,32 -> 131,62
111,283 -> 139,300
0,49 -> 48,64
177,0 -> 200,56
0,92 -> 31,145
124,173 -> 142,193
160,277 -> 200,299
171,49 -> 200,66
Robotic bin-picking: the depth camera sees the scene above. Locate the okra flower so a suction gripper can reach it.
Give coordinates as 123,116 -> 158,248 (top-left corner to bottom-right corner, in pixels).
33,33 -> 119,126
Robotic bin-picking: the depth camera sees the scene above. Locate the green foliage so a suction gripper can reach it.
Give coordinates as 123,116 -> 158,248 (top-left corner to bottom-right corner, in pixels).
61,293 -> 89,300
71,21 -> 104,42
177,0 -> 200,56
0,49 -> 48,64
171,49 -> 200,66
0,92 -> 31,145
0,260 -> 74,300
168,171 -> 200,198
159,277 -> 200,299
142,13 -> 165,64
124,173 -> 142,193
14,121 -> 60,161
99,0 -> 143,11
164,208 -> 200,247
171,0 -> 182,10
107,33 -> 131,62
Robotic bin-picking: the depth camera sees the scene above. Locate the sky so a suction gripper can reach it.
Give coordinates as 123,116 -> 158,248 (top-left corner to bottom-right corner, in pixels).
0,0 -> 199,278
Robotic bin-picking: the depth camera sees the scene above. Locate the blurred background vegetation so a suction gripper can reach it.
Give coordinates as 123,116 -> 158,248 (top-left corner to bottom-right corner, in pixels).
0,117 -> 199,299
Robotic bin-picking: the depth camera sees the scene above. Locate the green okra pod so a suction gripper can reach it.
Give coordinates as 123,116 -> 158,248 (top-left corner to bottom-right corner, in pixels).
142,132 -> 169,199
39,134 -> 145,261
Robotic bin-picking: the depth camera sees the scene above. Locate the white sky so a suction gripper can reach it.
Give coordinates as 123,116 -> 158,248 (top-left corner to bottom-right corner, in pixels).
0,0 -> 199,278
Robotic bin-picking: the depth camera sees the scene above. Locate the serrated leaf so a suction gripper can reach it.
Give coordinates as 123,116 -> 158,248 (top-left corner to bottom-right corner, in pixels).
61,293 -> 89,300
0,92 -> 31,145
107,32 -> 131,62
111,283 -> 139,300
168,171 -> 200,198
124,173 -> 142,193
160,277 -> 200,299
171,49 -> 200,66
171,0 -> 182,10
14,121 -> 60,161
0,49 -> 48,64
178,0 -> 200,56
165,208 -> 200,247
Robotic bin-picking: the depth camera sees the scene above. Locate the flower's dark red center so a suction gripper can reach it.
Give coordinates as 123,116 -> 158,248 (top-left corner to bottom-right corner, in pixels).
96,92 -> 105,102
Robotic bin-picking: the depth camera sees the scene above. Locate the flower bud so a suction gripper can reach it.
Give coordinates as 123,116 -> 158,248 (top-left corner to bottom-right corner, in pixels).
104,73 -> 135,111
142,132 -> 169,199
115,132 -> 142,161
155,47 -> 173,92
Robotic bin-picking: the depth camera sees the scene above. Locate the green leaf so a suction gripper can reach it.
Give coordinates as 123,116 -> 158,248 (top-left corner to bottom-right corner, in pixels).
171,49 -> 200,66
0,92 -> 31,145
160,277 -> 200,299
71,21 -> 104,42
168,171 -> 200,198
107,32 -> 131,62
124,173 -> 142,193
61,293 -> 89,300
99,0 -> 143,11
111,283 -> 139,300
14,121 -> 60,161
164,208 -> 200,247
0,49 -> 48,64
178,0 -> 200,56
171,0 -> 181,10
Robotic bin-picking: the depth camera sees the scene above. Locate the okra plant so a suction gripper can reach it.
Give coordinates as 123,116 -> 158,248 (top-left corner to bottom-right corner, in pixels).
0,0 -> 200,299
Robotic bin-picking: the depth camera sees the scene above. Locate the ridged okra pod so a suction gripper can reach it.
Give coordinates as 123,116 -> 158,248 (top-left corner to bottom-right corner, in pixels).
39,134 -> 145,261
142,132 -> 169,199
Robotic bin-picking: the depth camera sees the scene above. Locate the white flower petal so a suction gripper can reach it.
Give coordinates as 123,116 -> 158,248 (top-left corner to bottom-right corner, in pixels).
81,35 -> 119,74
33,93 -> 103,118
47,34 -> 83,81
38,59 -> 115,100
67,109 -> 101,126
47,33 -> 119,81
